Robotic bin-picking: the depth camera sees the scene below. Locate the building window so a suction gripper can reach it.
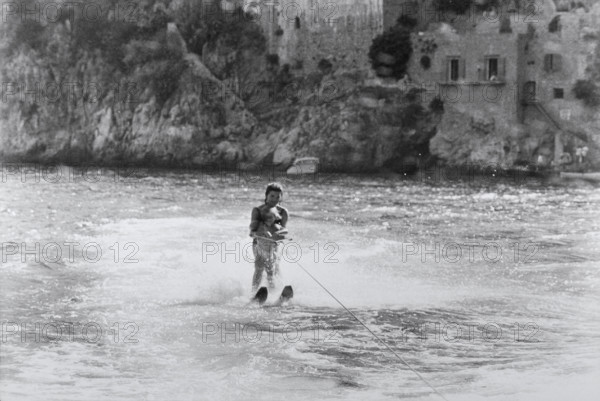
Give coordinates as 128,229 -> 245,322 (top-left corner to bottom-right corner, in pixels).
544,54 -> 562,72
548,16 -> 561,33
446,57 -> 464,81
487,58 -> 498,80
524,81 -> 537,103
499,15 -> 512,33
481,56 -> 505,81
554,88 -> 564,99
450,59 -> 459,81
420,55 -> 431,70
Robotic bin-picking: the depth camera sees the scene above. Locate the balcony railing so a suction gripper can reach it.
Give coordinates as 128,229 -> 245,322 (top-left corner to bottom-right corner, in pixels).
437,70 -> 506,85
438,78 -> 506,85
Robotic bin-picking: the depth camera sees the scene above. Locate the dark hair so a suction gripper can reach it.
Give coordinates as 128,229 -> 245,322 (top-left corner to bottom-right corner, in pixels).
264,182 -> 284,202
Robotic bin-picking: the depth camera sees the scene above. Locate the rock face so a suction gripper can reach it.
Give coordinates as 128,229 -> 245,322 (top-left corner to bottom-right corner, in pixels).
430,106 -> 521,168
251,87 -> 440,172
3,1 -> 600,173
0,18 -> 255,168
0,20 -> 440,171
430,104 -> 600,170
0,51 -> 255,167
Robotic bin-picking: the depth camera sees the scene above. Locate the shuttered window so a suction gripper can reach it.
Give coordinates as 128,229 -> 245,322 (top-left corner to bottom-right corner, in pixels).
554,54 -> 562,71
498,57 -> 506,79
544,54 -> 562,72
459,58 -> 466,79
450,59 -> 459,81
554,88 -> 564,99
483,56 -> 506,81
488,58 -> 498,79
445,57 -> 465,82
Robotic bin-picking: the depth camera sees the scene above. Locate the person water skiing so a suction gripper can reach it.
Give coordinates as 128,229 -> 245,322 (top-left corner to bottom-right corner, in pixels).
249,182 -> 289,292
252,209 -> 288,289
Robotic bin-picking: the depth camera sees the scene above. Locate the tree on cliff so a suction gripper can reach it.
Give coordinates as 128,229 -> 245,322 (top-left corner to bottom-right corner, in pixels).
176,2 -> 266,100
436,0 -> 473,14
2,0 -> 268,109
368,23 -> 413,79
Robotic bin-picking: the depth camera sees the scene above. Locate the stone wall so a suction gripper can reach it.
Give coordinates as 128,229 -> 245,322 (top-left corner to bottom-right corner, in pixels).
407,26 -> 521,125
521,6 -> 599,115
519,4 -> 600,164
227,0 -> 384,72
401,0 -> 600,168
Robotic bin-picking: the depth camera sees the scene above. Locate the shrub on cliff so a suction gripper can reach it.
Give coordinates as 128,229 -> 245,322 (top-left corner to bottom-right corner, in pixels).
369,25 -> 413,79
402,103 -> 425,128
573,80 -> 600,107
435,0 -> 473,15
2,0 -> 191,108
6,20 -> 47,55
318,59 -> 333,75
266,54 -> 280,67
176,1 -> 212,55
74,18 -> 141,71
181,4 -> 266,92
216,11 -> 266,54
177,2 -> 265,57
124,31 -> 187,104
429,97 -> 444,113
72,1 -> 170,70
396,15 -> 418,30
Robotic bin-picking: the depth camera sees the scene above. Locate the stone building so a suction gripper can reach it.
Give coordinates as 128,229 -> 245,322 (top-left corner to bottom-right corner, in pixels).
519,2 -> 599,162
384,0 -> 600,166
203,0 -> 599,166
225,0 -> 384,72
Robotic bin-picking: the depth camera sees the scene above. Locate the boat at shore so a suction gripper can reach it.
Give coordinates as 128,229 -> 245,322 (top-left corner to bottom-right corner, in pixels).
286,157 -> 319,175
560,171 -> 600,182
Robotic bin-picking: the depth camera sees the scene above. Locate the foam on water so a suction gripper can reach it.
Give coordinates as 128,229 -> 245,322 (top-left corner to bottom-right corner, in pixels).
87,216 -> 512,312
3,174 -> 600,401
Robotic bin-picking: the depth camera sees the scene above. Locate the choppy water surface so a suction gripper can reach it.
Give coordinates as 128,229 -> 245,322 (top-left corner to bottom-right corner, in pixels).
1,168 -> 599,401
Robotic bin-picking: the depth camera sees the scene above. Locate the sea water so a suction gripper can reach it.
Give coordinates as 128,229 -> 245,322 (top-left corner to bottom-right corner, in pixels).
1,167 -> 599,400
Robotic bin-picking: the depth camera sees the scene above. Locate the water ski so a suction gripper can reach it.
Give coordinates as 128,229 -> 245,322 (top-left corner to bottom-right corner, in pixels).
273,285 -> 293,306
253,287 -> 268,305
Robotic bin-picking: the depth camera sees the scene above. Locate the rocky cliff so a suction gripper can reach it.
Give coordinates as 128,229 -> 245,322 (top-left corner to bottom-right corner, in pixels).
0,1 -> 439,172
2,0 -> 598,173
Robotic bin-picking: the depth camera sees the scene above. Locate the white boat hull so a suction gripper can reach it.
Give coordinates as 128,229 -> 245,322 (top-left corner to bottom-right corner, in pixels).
560,172 -> 600,181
